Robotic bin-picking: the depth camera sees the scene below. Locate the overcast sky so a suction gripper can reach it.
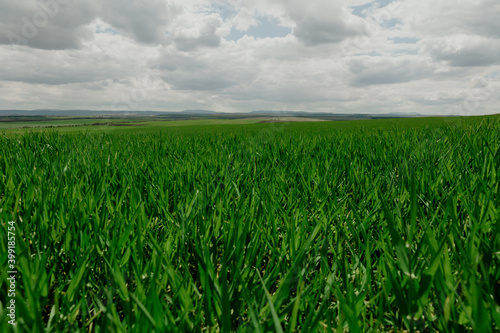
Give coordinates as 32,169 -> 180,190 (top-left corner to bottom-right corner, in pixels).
1,0 -> 499,115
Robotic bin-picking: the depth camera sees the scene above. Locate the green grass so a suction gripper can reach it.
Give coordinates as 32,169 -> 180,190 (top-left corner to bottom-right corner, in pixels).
0,116 -> 499,332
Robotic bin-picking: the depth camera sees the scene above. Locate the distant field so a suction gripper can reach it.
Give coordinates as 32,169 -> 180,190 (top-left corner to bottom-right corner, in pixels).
0,114 -> 499,331
0,116 -> 314,133
0,116 -> 330,136
0,117 -> 137,130
1,114 -> 498,135
257,117 -> 328,123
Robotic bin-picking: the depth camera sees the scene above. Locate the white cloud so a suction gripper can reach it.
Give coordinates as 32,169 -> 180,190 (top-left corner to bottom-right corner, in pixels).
0,0 -> 499,115
170,12 -> 223,51
398,0 -> 500,39
230,7 -> 258,31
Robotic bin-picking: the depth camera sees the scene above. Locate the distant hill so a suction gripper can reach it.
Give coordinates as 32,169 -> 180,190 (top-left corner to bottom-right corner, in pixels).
0,109 -> 425,119
0,109 -> 181,116
180,110 -> 217,114
250,110 -> 424,118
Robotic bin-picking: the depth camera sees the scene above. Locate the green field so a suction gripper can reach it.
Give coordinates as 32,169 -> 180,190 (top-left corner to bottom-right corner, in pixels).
0,118 -> 286,136
1,116 -> 499,332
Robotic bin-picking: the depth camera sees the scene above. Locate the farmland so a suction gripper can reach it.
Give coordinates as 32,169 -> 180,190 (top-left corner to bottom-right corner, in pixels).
1,115 -> 499,332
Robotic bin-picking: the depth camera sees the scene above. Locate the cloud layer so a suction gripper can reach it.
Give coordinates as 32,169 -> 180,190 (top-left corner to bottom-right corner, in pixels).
0,0 -> 499,115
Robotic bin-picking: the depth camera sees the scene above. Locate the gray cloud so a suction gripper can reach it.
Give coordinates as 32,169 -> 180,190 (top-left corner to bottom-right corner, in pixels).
0,57 -> 127,86
0,0 -> 176,49
424,36 -> 500,67
0,36 -> 148,85
0,1 -> 97,49
294,18 -> 356,46
348,55 -> 435,86
286,1 -> 361,46
156,44 -> 257,91
99,0 -> 177,44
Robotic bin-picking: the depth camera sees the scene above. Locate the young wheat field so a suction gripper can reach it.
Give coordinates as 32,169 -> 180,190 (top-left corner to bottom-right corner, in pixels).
1,117 -> 499,332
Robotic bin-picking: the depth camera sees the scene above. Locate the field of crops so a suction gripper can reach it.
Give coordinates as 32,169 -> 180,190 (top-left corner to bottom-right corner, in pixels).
1,116 -> 499,332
